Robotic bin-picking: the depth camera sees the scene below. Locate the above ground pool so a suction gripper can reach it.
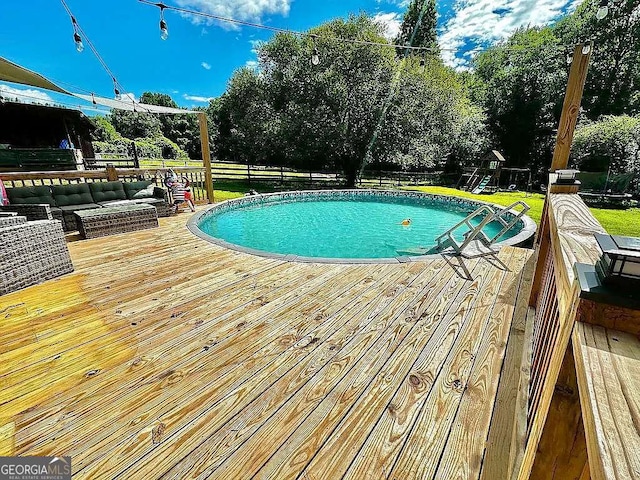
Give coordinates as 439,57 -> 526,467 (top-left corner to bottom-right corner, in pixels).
189,190 -> 536,263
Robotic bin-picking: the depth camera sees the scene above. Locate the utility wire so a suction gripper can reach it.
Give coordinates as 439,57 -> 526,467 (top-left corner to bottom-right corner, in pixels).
137,0 -> 451,53
0,91 -> 112,114
137,0 -> 588,56
60,0 -> 128,98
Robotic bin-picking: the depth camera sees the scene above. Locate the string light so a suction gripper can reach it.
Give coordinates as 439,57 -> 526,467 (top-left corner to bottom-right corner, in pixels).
113,78 -> 122,100
582,42 -> 592,55
138,0 -> 446,53
137,0 -> 591,65
60,0 -> 130,105
71,17 -> 84,52
159,4 -> 169,40
596,0 -> 609,20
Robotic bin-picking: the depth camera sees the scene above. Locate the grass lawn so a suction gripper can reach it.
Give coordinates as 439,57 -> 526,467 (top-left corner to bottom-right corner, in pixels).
213,180 -> 276,202
405,186 -> 640,237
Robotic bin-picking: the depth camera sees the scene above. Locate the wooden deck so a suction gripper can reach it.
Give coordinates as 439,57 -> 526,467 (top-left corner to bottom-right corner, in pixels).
1,210 -> 534,479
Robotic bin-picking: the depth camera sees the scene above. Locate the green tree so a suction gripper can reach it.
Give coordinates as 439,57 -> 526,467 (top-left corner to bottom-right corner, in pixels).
91,116 -> 120,142
472,27 -> 566,173
215,14 -> 485,186
139,92 -> 203,159
395,0 -> 439,55
572,115 -> 640,175
554,0 -> 640,118
109,109 -> 163,139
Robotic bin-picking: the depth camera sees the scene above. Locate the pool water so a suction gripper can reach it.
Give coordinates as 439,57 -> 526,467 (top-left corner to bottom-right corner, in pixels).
197,196 -> 520,259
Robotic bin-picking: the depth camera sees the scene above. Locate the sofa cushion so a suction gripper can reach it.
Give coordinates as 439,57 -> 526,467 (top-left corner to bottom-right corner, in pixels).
7,186 -> 56,206
52,183 -> 94,207
58,203 -> 101,212
89,181 -> 127,203
123,181 -> 153,199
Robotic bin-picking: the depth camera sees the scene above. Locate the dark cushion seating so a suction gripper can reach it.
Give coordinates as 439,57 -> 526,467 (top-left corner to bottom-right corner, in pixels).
124,181 -> 153,199
89,181 -> 127,203
6,185 -> 56,206
52,183 -> 94,207
58,203 -> 101,212
4,180 -> 172,231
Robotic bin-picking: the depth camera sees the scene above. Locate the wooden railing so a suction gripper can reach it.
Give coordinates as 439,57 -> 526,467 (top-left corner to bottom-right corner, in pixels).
513,181 -> 640,480
0,166 -> 212,204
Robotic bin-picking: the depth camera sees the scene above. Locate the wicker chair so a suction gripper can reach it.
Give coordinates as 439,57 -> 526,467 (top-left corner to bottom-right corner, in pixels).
0,215 -> 74,296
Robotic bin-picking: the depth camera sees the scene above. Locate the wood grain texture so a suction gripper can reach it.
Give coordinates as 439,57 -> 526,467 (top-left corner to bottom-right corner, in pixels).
529,342 -> 589,480
573,322 -> 640,480
480,251 -> 536,480
1,209 -> 534,479
509,307 -> 536,480
550,43 -> 591,172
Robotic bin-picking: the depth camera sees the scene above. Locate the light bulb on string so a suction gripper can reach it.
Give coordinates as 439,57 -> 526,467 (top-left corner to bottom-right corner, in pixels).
566,52 -> 573,65
71,16 -> 83,52
311,47 -> 320,66
596,0 -> 609,19
159,5 -> 169,40
91,93 -> 96,105
582,42 -> 592,55
73,32 -> 84,52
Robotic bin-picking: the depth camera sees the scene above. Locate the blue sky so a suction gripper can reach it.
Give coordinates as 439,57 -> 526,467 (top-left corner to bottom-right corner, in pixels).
0,0 -> 582,113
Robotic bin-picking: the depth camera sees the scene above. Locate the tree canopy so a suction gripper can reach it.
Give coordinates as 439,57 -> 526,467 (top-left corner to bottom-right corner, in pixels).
395,0 -> 439,55
213,14 -> 485,186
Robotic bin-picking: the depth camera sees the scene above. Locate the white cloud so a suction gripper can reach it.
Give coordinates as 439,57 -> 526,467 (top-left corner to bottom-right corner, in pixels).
249,39 -> 262,54
201,61 -> 212,70
0,84 -> 53,104
120,92 -> 137,102
439,0 -> 579,70
175,0 -> 292,30
183,93 -> 213,102
373,12 -> 402,41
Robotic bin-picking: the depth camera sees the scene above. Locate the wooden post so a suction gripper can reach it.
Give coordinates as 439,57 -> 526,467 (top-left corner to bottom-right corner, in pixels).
550,43 -> 592,172
197,112 -> 214,204
131,141 -> 139,169
106,164 -> 118,181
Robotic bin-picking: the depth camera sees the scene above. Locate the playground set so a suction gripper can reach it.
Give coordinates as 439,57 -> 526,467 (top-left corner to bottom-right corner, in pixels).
458,150 -> 532,194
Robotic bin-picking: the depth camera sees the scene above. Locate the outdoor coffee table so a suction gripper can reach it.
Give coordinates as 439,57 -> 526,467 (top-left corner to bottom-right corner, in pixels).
75,204 -> 159,239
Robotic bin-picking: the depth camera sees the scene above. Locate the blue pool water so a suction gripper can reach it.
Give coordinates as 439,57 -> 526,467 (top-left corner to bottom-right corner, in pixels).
197,194 -> 522,260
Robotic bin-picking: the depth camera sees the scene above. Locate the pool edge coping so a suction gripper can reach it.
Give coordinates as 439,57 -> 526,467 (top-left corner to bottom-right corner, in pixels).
186,189 -> 537,264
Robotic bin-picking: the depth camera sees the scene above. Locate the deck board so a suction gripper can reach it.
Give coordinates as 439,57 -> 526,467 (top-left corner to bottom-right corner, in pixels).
0,209 -> 533,478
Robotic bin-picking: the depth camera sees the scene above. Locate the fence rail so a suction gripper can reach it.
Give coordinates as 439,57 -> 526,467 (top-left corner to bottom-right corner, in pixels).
513,182 -> 637,480
0,166 -> 211,204
85,156 -> 451,189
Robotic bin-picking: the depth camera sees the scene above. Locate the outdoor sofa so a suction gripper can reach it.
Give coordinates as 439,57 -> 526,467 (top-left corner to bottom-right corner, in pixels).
1,180 -> 172,231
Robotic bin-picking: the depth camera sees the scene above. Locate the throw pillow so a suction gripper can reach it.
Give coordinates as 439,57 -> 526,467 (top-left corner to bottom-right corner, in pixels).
132,184 -> 156,199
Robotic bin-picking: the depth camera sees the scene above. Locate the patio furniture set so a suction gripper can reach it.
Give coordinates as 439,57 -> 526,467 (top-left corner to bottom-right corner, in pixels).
0,180 -> 174,295
0,180 -> 172,231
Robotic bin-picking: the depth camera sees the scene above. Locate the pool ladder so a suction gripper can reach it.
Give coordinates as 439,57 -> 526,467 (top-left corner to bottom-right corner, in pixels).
428,201 -> 530,257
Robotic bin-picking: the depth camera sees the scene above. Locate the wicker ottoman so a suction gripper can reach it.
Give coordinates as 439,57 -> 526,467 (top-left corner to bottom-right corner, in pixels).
75,204 -> 159,239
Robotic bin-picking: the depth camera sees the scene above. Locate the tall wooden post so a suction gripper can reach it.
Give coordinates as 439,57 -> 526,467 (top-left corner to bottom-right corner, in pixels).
198,112 -> 214,203
550,42 -> 592,172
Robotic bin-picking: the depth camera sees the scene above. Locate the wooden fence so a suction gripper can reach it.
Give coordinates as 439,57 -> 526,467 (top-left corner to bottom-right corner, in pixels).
84,157 -> 451,189
0,166 -> 211,204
